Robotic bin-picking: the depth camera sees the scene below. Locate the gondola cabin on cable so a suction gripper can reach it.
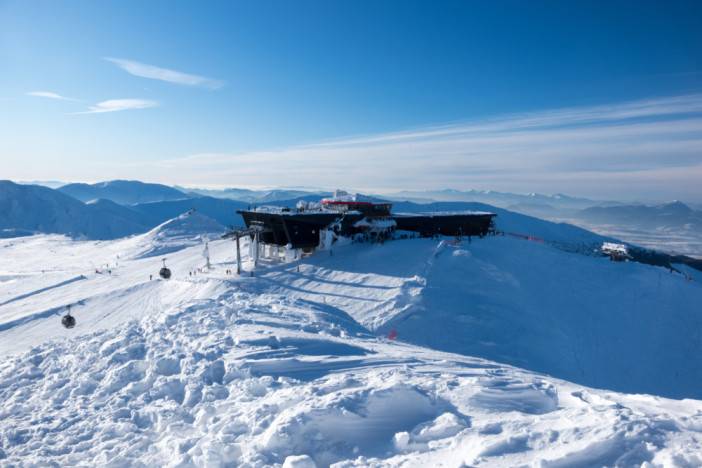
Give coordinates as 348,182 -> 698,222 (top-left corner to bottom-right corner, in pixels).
237,190 -> 496,251
61,305 -> 76,329
159,258 -> 172,279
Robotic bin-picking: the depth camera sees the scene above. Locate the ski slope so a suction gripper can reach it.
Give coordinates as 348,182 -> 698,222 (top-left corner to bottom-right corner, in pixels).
1,216 -> 702,466
260,237 -> 702,399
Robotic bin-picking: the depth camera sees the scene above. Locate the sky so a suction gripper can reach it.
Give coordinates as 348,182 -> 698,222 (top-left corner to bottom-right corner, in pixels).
1,0 -> 701,201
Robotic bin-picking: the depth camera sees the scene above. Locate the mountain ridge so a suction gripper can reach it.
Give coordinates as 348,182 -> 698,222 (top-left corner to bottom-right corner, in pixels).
0,180 -> 147,240
58,180 -> 191,205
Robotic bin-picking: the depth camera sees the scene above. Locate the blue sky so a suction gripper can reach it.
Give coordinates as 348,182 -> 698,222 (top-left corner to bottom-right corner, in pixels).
1,0 -> 701,200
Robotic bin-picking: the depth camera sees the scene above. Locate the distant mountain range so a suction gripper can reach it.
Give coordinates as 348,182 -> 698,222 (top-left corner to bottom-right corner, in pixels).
179,186 -> 330,203
17,180 -> 67,189
17,181 -> 700,218
0,180 -> 246,239
58,180 -> 191,205
2,179 -> 701,258
575,201 -> 702,231
380,190 -> 702,258
0,181 -> 147,239
0,180 -> 605,246
382,188 -> 600,210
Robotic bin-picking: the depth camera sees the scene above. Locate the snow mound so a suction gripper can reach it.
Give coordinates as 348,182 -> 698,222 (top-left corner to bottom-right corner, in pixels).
260,383 -> 443,465
131,211 -> 225,259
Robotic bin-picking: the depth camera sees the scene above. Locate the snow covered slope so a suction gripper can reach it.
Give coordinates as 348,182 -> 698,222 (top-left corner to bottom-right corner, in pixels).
2,287 -> 700,467
126,210 -> 226,259
1,219 -> 701,466
258,237 -> 702,400
131,196 -> 249,229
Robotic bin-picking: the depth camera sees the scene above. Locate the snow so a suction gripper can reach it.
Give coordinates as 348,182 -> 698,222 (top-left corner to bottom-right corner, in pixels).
262,236 -> 702,399
0,180 -> 147,239
1,213 -> 702,466
602,241 -> 629,255
321,190 -> 376,204
283,455 -> 317,468
127,210 -> 225,259
352,218 -> 397,230
251,206 -> 343,216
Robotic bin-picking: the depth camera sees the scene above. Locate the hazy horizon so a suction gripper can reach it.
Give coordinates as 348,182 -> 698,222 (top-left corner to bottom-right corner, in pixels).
2,1 -> 701,201
9,177 -> 702,205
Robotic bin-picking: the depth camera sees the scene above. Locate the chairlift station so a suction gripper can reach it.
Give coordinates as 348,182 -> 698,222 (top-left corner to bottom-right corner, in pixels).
236,191 -> 496,250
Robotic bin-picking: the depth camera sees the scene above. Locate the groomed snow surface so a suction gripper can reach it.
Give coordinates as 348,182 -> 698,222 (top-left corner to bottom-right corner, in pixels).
1,214 -> 702,467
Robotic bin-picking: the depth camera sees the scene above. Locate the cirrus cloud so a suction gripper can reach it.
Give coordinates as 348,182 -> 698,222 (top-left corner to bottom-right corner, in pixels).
27,91 -> 76,101
77,99 -> 159,114
104,57 -> 224,89
134,93 -> 702,200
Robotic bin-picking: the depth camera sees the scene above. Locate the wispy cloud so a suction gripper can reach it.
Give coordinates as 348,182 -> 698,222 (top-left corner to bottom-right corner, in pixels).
136,94 -> 702,199
28,91 -> 156,114
27,91 -> 76,101
104,57 -> 224,89
77,99 -> 159,114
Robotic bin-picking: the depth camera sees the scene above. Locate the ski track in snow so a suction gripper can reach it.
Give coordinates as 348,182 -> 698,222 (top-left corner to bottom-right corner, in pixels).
1,223 -> 702,467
